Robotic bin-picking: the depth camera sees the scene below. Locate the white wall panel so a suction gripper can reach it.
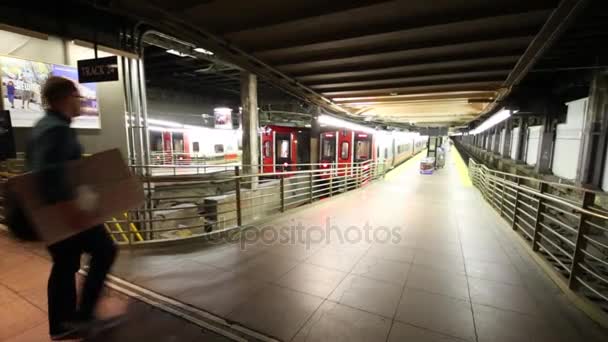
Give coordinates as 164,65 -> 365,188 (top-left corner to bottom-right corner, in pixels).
526,126 -> 542,166
552,98 -> 587,180
511,127 -> 520,160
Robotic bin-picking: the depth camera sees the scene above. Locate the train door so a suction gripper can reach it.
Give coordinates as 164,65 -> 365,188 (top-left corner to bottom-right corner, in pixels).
320,131 -> 337,168
162,131 -> 172,164
337,130 -> 353,176
261,130 -> 274,173
354,132 -> 372,162
275,132 -> 291,171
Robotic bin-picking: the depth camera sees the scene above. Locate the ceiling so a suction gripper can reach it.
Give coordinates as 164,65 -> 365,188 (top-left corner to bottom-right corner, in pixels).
105,0 -> 589,127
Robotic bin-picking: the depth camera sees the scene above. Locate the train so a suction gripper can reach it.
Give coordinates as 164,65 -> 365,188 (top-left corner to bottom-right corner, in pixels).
150,124 -> 427,170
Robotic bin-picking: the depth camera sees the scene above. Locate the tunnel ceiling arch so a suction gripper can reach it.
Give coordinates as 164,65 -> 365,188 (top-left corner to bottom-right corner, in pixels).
93,0 -> 591,127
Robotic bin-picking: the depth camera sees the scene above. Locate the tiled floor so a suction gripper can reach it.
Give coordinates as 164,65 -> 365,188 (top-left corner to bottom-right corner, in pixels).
0,232 -> 231,341
109,149 -> 608,341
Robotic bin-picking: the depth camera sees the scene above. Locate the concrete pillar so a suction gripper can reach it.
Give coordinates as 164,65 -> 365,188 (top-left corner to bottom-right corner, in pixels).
535,117 -> 555,174
493,126 -> 501,154
309,108 -> 321,168
514,118 -> 528,162
577,69 -> 608,187
240,71 -> 259,189
502,119 -> 513,158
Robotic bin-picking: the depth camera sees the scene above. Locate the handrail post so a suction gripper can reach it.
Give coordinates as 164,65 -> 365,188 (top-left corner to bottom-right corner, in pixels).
329,165 -> 334,197
512,177 -> 522,230
234,166 -> 242,226
309,171 -> 314,203
280,176 -> 285,212
532,182 -> 548,251
569,191 -> 595,290
499,174 -> 506,217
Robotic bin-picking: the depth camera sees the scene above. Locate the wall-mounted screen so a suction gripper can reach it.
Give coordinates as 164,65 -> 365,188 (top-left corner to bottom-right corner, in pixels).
0,55 -> 100,129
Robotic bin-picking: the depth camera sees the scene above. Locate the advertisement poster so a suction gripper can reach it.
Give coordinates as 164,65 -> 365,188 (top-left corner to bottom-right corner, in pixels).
214,107 -> 233,129
0,55 -> 100,129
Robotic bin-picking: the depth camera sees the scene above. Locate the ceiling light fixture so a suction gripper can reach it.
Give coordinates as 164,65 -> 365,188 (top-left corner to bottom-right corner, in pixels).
194,47 -> 214,55
470,109 -> 511,135
318,115 -> 376,134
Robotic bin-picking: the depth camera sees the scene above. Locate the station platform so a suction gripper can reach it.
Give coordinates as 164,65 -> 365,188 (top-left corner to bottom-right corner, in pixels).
0,233 -> 231,341
108,149 -> 607,342
2,150 -> 607,342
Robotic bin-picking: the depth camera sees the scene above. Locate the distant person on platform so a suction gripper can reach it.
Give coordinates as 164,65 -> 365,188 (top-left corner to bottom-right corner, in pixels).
26,76 -> 118,340
7,80 -> 16,108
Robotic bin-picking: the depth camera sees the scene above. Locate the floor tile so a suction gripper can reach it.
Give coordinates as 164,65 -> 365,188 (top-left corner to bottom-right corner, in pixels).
0,296 -> 47,340
227,284 -> 323,341
468,278 -> 538,314
176,270 -> 267,317
465,260 -> 523,285
388,321 -> 465,342
366,244 -> 416,263
474,304 -> 564,342
405,266 -> 470,300
328,274 -> 403,318
136,260 -> 223,297
0,256 -> 50,294
231,251 -> 299,282
306,248 -> 364,272
3,322 -> 50,342
276,263 -> 347,298
351,255 -> 410,285
396,288 -> 475,341
413,250 -> 465,273
293,301 -> 391,342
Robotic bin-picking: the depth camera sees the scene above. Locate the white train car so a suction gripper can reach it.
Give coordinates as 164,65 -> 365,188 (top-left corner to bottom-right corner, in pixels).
375,131 -> 428,169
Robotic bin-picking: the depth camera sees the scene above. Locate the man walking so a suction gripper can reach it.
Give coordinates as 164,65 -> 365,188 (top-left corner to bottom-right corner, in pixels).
26,76 -> 117,340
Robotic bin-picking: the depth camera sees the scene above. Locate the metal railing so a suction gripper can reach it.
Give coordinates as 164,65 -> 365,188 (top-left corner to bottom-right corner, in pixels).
468,159 -> 608,314
0,160 -> 390,245
117,160 -> 388,244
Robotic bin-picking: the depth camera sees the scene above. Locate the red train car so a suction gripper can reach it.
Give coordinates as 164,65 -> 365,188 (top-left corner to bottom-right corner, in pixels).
319,129 -> 374,175
261,125 -> 310,173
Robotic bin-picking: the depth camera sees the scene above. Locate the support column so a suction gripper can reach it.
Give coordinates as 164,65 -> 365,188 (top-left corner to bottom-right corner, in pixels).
309,108 -> 321,168
493,126 -> 501,154
502,119 -> 513,158
535,116 -> 555,174
515,118 -> 528,162
241,71 -> 259,189
577,69 -> 608,188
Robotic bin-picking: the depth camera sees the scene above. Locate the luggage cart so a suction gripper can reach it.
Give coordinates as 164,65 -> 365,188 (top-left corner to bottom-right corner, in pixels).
420,157 -> 435,174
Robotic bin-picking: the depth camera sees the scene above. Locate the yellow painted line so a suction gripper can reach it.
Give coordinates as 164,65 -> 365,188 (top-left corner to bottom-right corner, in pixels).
451,147 -> 472,187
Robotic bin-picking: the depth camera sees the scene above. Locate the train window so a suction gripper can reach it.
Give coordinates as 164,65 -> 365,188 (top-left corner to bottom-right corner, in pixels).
214,144 -> 224,153
322,139 -> 335,159
192,142 -> 200,153
356,140 -> 370,160
263,141 -> 271,157
384,148 -> 388,158
340,142 -> 349,159
279,140 -> 289,158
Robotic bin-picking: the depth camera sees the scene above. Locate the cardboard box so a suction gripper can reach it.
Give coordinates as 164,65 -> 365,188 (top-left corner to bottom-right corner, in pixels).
7,149 -> 144,244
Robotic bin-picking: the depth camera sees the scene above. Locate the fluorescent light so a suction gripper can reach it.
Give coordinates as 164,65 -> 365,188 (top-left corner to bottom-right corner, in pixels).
166,49 -> 186,57
470,109 -> 511,135
318,115 -> 376,134
149,126 -> 187,133
194,47 -> 214,55
148,119 -> 184,128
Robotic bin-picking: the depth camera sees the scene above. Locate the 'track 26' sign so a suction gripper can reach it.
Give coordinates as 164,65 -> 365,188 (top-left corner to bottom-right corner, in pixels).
77,56 -> 119,83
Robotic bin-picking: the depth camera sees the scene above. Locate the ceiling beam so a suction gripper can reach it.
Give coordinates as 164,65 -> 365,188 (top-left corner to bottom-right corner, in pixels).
333,91 -> 497,104
296,56 -> 520,83
276,36 -> 533,74
323,81 -> 503,98
254,10 -> 550,63
309,70 -> 510,91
